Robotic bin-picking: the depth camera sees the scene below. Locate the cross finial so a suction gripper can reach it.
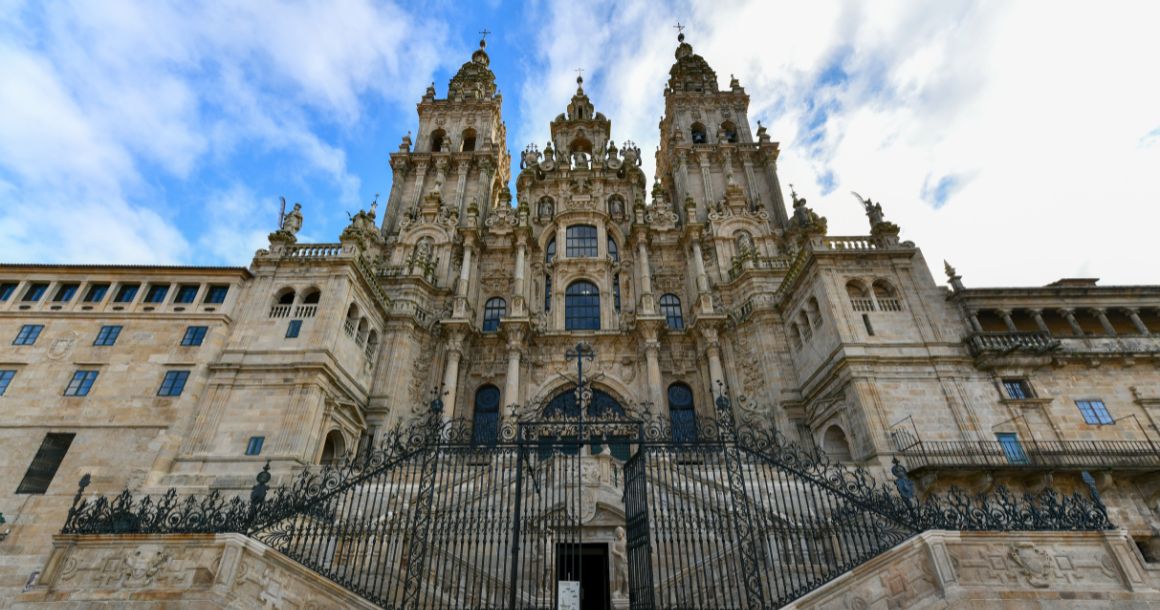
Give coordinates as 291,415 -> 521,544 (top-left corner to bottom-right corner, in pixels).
674,21 -> 686,42
479,28 -> 491,40
574,67 -> 584,86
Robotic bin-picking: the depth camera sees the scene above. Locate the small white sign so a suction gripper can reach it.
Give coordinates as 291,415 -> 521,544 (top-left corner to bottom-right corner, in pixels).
558,580 -> 580,610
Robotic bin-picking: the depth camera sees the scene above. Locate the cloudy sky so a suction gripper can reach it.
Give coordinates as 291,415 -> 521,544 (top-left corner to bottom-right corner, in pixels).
1,0 -> 1157,288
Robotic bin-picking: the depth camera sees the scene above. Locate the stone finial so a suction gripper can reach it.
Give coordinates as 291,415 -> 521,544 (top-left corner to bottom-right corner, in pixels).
944,260 -> 957,279
400,132 -> 412,152
945,260 -> 965,292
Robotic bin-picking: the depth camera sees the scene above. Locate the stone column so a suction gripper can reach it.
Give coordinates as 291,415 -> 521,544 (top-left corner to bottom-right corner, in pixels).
457,245 -> 473,298
410,161 -> 429,210
691,240 -> 710,293
1060,308 -> 1085,337
998,309 -> 1018,332
1126,308 -> 1150,336
1029,309 -> 1050,334
1094,308 -> 1117,337
966,310 -> 983,333
698,151 -> 715,209
762,154 -> 791,227
513,238 -> 527,313
503,328 -> 524,415
441,333 -> 465,423
636,239 -> 655,314
675,151 -> 689,212
383,159 -> 409,235
702,327 -> 726,393
454,159 -> 470,216
643,337 -> 664,414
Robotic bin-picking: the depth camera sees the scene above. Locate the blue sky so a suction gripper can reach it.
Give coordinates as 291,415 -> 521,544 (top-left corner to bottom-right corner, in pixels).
1,0 -> 1158,286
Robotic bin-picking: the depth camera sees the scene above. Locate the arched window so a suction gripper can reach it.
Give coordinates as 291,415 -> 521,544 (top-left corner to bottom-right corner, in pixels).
691,122 -> 707,144
545,237 -> 556,264
566,225 -> 598,257
789,322 -> 803,349
823,425 -> 853,461
668,383 -> 697,442
847,280 -> 874,312
660,294 -> 684,330
482,297 -> 506,332
365,330 -> 379,360
807,297 -> 823,328
356,318 -> 369,346
344,303 -> 360,338
873,280 -> 902,311
565,281 -> 600,330
472,385 -> 501,445
607,236 -> 619,262
569,137 -> 593,154
320,430 -> 346,466
797,310 -> 812,341
721,121 -> 738,143
461,128 -> 477,152
301,289 -> 321,304
430,129 -> 446,152
613,274 -> 621,313
276,289 -> 295,305
544,274 -> 552,312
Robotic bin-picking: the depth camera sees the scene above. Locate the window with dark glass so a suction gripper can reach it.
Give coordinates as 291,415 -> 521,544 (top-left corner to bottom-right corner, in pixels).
245,436 -> 265,456
204,285 -> 229,304
54,283 -> 79,302
93,325 -> 121,346
83,283 -> 109,303
144,284 -> 170,303
613,274 -> 621,313
158,370 -> 190,396
565,281 -> 600,330
607,237 -> 619,262
565,225 -> 598,257
0,370 -> 15,395
23,283 -> 47,302
181,325 -> 208,346
14,324 -> 43,345
545,237 -> 556,264
669,383 -> 698,442
16,432 -> 75,495
482,297 -> 506,332
1076,399 -> 1113,425
0,282 -> 16,301
660,294 -> 684,330
286,319 -> 302,338
174,284 -> 199,304
472,385 -> 501,445
64,370 -> 98,396
544,274 -> 552,312
1003,379 -> 1032,400
691,122 -> 707,144
113,283 -> 139,303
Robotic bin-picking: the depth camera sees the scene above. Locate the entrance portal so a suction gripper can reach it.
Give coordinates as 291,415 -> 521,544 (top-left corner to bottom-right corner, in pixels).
557,543 -> 611,610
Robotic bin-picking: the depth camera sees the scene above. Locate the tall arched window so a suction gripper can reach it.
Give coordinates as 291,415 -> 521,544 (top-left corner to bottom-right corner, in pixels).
660,294 -> 684,330
276,289 -> 295,305
691,122 -> 707,144
472,385 -> 501,445
607,237 -> 619,262
613,274 -> 621,313
566,225 -> 598,257
320,430 -> 346,466
482,297 -> 506,332
430,129 -> 446,152
565,281 -> 600,330
721,121 -> 738,143
668,383 -> 697,442
544,274 -> 552,312
460,128 -> 477,152
545,237 -> 557,264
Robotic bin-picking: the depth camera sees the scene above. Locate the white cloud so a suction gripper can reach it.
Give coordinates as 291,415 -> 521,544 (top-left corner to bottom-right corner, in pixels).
513,0 -> 1160,286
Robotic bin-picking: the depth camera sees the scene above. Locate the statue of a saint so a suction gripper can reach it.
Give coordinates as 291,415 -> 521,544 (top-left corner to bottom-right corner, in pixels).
281,200 -> 303,236
852,191 -> 885,225
538,197 -> 554,220
608,195 -> 624,219
612,527 -> 628,597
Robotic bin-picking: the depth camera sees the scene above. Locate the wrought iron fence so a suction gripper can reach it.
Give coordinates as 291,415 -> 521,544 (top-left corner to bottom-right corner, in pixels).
61,394 -> 1114,610
896,438 -> 1160,471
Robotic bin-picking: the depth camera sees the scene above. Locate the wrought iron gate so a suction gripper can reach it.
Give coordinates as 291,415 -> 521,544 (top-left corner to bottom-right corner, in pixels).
62,392 -> 1114,609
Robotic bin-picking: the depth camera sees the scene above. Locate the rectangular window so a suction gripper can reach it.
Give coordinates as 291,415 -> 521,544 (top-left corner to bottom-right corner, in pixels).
174,284 -> 199,304
16,433 -> 75,495
996,433 -> 1028,465
0,282 -> 16,301
1002,379 -> 1032,400
0,370 -> 15,395
93,325 -> 122,346
144,284 -> 170,303
1076,399 -> 1114,425
113,283 -> 140,303
157,370 -> 190,397
286,319 -> 302,338
64,370 -> 98,396
13,324 -> 43,345
83,283 -> 109,303
54,283 -> 79,302
245,436 -> 265,456
181,325 -> 208,346
23,283 -> 48,302
204,285 -> 229,304
565,225 -> 598,257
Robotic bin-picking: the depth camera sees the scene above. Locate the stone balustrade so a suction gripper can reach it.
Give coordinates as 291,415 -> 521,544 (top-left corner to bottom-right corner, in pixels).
822,236 -> 877,251
268,304 -> 291,318
285,243 -> 344,258
965,331 -> 1060,356
293,304 -> 317,318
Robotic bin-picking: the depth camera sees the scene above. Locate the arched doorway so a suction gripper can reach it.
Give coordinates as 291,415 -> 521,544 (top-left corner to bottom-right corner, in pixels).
320,429 -> 346,466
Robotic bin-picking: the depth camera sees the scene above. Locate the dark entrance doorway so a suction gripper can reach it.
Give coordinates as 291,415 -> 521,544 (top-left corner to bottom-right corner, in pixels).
557,543 -> 610,610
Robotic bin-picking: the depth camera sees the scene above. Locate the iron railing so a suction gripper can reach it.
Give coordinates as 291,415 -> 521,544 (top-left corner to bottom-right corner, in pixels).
896,438 -> 1160,472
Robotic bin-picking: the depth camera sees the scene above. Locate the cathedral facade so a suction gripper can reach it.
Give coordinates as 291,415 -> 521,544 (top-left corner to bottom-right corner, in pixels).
3,35 -> 1160,608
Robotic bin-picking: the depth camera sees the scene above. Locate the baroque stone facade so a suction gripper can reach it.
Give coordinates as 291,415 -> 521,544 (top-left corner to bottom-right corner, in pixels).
3,34 -> 1160,607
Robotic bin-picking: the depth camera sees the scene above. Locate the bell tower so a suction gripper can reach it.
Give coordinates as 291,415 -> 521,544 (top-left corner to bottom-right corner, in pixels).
655,31 -> 790,228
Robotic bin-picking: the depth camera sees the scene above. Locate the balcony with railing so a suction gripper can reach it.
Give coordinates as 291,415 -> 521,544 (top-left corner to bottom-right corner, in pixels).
965,331 -> 1061,356
895,438 -> 1160,473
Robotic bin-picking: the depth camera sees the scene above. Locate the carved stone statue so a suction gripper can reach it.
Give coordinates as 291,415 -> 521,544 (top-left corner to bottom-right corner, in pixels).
736,231 -> 755,254
538,196 -> 554,220
520,145 -> 541,170
280,200 -> 303,235
788,185 -> 827,234
852,191 -> 885,225
608,195 -> 625,219
612,527 -> 628,597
